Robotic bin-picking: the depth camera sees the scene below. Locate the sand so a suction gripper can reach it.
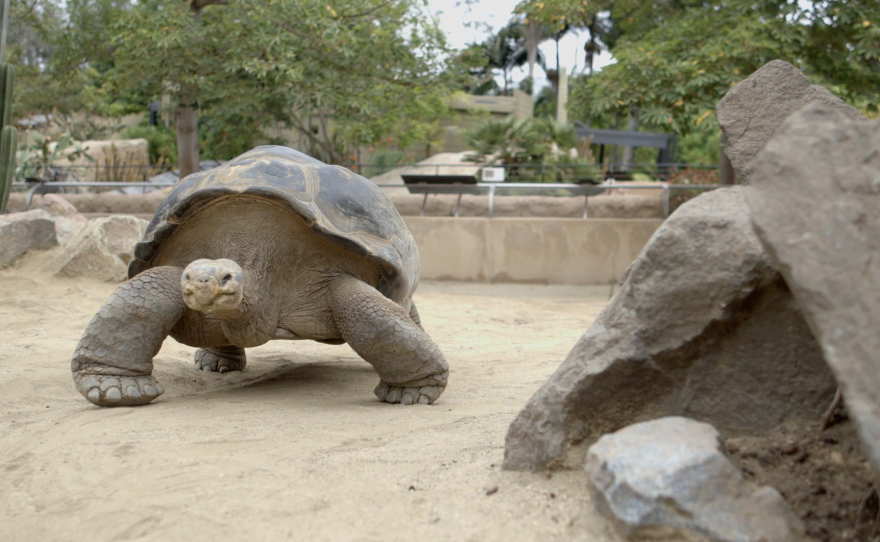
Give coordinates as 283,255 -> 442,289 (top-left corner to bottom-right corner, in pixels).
0,267 -> 621,542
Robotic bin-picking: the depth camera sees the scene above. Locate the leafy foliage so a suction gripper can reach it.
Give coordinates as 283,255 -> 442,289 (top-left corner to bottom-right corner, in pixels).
464,116 -> 598,182
7,0 -> 454,164
15,131 -> 93,181
107,0 -> 453,162
571,1 -> 803,133
568,0 -> 880,135
121,124 -> 177,164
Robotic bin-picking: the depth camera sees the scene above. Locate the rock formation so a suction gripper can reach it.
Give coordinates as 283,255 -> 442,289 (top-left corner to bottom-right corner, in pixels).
717,59 -> 864,184
745,102 -> 880,472
503,188 -> 835,471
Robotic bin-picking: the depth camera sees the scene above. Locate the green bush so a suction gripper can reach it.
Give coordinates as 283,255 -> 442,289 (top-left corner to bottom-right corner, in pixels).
464,117 -> 598,183
362,148 -> 406,178
121,125 -> 176,164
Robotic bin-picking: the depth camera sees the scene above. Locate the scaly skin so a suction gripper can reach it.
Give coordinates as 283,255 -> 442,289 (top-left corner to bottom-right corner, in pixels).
194,346 -> 247,373
330,276 -> 448,405
72,265 -> 448,406
71,266 -> 185,406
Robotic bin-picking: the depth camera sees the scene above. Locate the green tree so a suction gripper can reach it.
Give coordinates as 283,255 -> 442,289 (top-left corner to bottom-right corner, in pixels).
570,1 -> 803,134
801,0 -> 880,112
7,0 -> 142,136
108,0 -> 453,173
569,0 -> 879,137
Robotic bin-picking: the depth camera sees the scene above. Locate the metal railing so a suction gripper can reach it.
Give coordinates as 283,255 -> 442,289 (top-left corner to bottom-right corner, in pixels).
13,179 -> 723,218
375,182 -> 721,218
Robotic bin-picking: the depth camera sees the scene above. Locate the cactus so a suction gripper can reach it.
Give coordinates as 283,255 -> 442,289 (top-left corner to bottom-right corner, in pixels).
0,124 -> 16,212
0,63 -> 14,214
0,63 -> 11,128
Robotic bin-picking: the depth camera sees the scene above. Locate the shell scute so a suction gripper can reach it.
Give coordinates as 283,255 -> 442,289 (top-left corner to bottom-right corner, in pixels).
128,146 -> 418,302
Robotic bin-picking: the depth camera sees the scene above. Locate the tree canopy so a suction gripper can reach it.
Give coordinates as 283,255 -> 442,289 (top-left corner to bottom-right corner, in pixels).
8,0 -> 455,166
566,0 -> 879,134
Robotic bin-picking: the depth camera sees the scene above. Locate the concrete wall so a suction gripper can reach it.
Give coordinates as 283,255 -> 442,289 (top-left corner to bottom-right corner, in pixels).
446,90 -> 533,119
404,217 -> 663,285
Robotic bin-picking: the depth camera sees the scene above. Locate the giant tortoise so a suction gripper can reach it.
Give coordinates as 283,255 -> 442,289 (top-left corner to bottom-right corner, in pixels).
71,146 -> 448,406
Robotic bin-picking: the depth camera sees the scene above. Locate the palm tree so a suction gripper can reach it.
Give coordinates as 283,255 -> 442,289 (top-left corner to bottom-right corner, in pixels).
521,16 -> 551,90
481,21 -> 529,95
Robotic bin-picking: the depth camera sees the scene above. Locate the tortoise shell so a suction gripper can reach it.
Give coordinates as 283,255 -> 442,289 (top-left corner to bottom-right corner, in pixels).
128,146 -> 419,303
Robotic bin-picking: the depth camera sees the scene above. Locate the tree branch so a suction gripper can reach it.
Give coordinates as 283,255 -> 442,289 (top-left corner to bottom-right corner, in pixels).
332,0 -> 396,21
191,0 -> 228,11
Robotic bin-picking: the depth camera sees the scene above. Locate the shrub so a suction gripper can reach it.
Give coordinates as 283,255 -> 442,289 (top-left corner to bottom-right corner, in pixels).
121,125 -> 176,164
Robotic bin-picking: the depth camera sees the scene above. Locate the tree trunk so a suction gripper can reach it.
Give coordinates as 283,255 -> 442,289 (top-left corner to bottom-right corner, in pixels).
584,15 -> 597,75
176,84 -> 199,180
524,18 -> 540,87
176,4 -> 205,180
621,107 -> 640,172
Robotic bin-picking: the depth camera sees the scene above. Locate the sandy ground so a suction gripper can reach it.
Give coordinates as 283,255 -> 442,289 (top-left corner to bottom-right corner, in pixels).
0,267 -> 622,542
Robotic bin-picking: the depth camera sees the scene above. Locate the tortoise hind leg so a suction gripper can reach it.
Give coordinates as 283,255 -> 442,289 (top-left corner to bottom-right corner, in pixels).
329,276 -> 448,405
194,346 -> 246,373
72,266 -> 185,406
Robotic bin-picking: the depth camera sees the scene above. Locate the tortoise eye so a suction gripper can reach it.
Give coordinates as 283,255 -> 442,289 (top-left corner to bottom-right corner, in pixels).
222,274 -> 232,284
184,273 -> 190,281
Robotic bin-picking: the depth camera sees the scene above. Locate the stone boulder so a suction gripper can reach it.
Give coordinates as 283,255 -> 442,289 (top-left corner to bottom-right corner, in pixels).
502,187 -> 836,471
47,215 -> 148,282
717,59 -> 864,184
28,194 -> 88,245
0,209 -> 58,268
586,417 -> 805,542
745,103 -> 880,472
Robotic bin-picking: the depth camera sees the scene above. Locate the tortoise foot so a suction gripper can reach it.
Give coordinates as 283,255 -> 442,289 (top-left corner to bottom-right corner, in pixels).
194,346 -> 246,374
74,374 -> 164,407
374,370 -> 448,405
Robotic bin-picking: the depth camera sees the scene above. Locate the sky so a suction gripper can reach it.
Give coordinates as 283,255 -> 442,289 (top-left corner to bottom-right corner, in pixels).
424,0 -> 615,94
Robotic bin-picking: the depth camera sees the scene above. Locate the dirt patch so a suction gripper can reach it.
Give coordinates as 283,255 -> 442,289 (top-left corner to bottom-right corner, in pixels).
725,414 -> 877,542
0,271 -> 621,542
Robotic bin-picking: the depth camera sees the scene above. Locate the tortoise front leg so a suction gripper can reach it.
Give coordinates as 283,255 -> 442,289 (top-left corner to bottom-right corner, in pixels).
72,266 -> 185,406
330,276 -> 448,405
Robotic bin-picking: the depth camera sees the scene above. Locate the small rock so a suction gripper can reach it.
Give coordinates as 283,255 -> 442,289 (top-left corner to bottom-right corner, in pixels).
47,215 -> 148,282
585,417 -> 806,542
29,194 -> 88,245
29,193 -> 80,219
485,486 -> 498,496
0,209 -> 58,268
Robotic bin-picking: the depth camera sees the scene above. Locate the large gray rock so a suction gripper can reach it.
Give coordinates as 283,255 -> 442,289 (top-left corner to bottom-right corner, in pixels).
745,103 -> 880,472
47,215 -> 148,282
717,60 -> 864,184
0,209 -> 58,268
29,194 -> 88,245
586,417 -> 805,542
503,187 -> 836,471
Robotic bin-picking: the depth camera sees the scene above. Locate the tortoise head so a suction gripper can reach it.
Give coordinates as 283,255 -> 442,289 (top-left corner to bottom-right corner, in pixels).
181,259 -> 244,315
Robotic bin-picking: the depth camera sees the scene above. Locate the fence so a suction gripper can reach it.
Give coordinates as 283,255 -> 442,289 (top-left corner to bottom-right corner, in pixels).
10,161 -> 724,218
